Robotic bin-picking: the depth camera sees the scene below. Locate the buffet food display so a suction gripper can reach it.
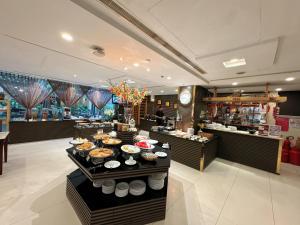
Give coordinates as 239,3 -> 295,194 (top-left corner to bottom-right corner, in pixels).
102,138 -> 122,145
66,130 -> 171,225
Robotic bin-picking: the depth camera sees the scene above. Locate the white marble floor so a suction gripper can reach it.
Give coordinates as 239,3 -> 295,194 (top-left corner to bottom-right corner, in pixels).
1,138 -> 300,225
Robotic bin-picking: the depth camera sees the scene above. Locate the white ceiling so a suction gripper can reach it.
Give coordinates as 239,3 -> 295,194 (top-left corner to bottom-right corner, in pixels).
113,0 -> 300,92
1,0 -> 300,94
0,0 -> 201,95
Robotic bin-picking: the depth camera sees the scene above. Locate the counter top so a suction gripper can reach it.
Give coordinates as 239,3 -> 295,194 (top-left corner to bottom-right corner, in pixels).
0,132 -> 9,140
150,130 -> 210,144
205,127 -> 283,141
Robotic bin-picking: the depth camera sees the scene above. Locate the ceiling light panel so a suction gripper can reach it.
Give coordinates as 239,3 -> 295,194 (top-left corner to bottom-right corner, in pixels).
223,58 -> 246,68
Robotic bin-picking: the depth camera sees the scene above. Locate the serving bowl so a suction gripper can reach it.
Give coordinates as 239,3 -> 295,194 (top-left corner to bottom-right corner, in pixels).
88,148 -> 114,165
75,142 -> 96,157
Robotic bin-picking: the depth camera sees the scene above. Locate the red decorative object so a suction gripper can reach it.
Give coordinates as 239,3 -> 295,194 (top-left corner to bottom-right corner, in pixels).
281,149 -> 289,163
289,150 -> 300,166
275,117 -> 289,132
283,138 -> 291,150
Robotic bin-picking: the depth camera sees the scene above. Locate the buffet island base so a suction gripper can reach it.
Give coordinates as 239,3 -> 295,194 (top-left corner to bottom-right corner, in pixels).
66,145 -> 170,225
149,131 -> 218,171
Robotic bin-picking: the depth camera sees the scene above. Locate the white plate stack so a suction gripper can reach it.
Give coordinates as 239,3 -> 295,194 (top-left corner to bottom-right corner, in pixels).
93,179 -> 103,188
129,180 -> 146,196
102,180 -> 116,194
115,182 -> 129,197
148,173 -> 167,190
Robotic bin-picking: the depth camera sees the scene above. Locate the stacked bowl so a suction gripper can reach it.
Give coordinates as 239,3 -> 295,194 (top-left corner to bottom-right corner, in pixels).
148,173 -> 167,190
115,182 -> 129,197
102,179 -> 116,194
129,180 -> 146,196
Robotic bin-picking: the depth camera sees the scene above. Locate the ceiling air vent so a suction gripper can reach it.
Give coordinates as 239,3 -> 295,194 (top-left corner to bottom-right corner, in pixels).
91,45 -> 105,57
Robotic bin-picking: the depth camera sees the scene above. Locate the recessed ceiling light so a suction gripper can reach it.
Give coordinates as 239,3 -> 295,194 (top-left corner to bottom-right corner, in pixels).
73,74 -> 77,77
126,79 -> 135,84
61,32 -> 73,42
120,57 -> 123,61
160,90 -> 164,93
124,67 -> 128,71
285,77 -> 295,81
133,63 -> 139,67
166,76 -> 172,80
232,82 -> 238,86
146,68 -> 150,72
223,58 -> 246,68
275,88 -> 282,92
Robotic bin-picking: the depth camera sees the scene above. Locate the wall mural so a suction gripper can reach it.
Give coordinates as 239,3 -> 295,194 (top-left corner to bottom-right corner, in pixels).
0,71 -> 54,120
0,71 -> 113,120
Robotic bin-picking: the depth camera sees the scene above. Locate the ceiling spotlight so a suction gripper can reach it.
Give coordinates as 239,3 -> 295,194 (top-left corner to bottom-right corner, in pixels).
73,74 -> 77,77
120,57 -> 123,61
124,67 -> 128,71
133,63 -> 139,67
61,32 -> 73,42
232,82 -> 238,86
160,90 -> 164,93
223,58 -> 246,68
275,88 -> 282,92
285,77 -> 295,81
146,68 -> 150,72
166,76 -> 172,80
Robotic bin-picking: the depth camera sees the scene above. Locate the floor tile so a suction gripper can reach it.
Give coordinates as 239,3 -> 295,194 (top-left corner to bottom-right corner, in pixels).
217,167 -> 274,225
1,139 -> 300,225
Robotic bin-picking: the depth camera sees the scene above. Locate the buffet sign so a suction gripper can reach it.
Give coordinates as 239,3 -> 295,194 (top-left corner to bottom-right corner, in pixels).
289,118 -> 300,129
269,125 -> 282,137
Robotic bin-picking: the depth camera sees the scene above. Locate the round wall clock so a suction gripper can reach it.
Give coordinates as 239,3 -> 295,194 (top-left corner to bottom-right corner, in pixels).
179,89 -> 192,105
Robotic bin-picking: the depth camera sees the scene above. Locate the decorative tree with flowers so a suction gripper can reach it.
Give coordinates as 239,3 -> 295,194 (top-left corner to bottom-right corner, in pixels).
110,81 -> 147,123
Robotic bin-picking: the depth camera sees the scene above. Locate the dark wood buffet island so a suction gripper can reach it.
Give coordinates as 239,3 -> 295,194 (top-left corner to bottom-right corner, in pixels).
66,145 -> 171,225
149,131 -> 218,171
204,128 -> 283,174
9,120 -> 76,143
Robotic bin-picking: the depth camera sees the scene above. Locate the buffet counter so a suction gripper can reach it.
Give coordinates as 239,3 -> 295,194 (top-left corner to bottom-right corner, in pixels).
204,128 -> 283,174
139,118 -> 156,131
9,120 -> 76,143
149,131 -> 218,171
